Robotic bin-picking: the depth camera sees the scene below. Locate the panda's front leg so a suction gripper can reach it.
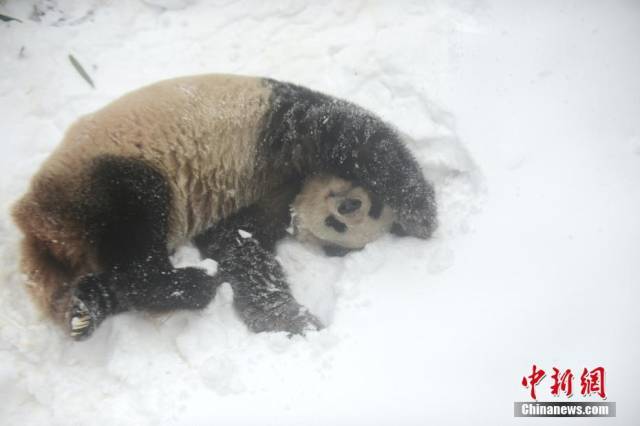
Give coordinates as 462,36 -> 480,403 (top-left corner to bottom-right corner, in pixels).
217,238 -> 322,335
194,203 -> 322,336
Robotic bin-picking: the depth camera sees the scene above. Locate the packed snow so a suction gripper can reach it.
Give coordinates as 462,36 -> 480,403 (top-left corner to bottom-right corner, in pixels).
1,0 -> 639,425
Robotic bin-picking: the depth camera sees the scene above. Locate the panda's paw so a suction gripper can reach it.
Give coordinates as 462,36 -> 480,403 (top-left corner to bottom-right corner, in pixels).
284,309 -> 324,337
244,302 -> 324,336
68,296 -> 97,341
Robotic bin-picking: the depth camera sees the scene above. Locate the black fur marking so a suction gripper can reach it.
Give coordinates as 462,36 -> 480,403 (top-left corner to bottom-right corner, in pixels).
195,187 -> 322,335
368,193 -> 384,219
338,198 -> 362,215
322,244 -> 355,257
324,215 -> 347,233
194,181 -> 299,255
260,79 -> 437,239
70,156 -> 219,340
82,155 -> 172,268
391,222 -> 409,237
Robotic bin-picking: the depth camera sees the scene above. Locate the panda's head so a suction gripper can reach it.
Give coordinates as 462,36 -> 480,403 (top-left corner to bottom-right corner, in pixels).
291,175 -> 394,256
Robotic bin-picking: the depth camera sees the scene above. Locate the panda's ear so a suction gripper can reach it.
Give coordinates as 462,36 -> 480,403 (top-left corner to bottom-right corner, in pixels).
390,222 -> 409,237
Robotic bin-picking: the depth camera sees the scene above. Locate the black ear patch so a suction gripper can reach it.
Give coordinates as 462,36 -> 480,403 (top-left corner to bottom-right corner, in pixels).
325,215 -> 347,233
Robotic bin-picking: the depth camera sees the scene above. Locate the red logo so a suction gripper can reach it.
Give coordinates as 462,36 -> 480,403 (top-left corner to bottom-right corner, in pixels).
521,364 -> 546,400
551,368 -> 574,397
580,367 -> 606,399
522,365 -> 606,400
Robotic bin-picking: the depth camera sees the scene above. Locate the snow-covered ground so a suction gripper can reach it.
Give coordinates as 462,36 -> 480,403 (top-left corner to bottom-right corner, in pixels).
1,0 -> 639,425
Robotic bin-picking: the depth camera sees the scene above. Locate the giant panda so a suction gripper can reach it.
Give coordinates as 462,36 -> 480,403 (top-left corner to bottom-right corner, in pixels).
12,74 -> 437,340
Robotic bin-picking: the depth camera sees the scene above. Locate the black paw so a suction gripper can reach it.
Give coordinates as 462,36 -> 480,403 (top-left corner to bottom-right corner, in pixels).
242,301 -> 324,336
68,296 -> 98,341
67,273 -> 115,341
282,308 -> 324,337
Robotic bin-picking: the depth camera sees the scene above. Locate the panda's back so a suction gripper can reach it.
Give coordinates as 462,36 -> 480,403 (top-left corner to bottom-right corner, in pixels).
33,74 -> 276,246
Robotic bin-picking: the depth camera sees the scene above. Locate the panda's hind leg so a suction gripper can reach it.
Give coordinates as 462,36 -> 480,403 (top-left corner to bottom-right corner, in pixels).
69,156 -> 218,340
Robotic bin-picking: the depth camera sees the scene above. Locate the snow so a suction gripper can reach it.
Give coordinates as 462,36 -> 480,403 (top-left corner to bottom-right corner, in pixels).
1,0 -> 639,425
170,245 -> 218,276
237,229 -> 252,239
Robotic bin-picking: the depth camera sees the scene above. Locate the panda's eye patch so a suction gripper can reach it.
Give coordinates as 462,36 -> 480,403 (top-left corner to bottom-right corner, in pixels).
325,215 -> 347,233
338,198 -> 362,215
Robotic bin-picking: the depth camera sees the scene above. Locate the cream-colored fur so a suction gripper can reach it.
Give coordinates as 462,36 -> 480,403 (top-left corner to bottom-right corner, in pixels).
292,175 -> 394,249
12,74 -> 275,320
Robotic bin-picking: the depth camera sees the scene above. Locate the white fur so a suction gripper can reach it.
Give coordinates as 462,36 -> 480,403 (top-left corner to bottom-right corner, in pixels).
291,175 -> 394,250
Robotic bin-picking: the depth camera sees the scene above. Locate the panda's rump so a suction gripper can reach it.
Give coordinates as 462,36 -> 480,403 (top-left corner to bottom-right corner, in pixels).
11,75 -> 282,319
52,75 -> 274,246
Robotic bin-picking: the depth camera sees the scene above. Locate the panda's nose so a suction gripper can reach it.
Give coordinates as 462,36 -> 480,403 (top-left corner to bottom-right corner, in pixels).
338,198 -> 362,215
